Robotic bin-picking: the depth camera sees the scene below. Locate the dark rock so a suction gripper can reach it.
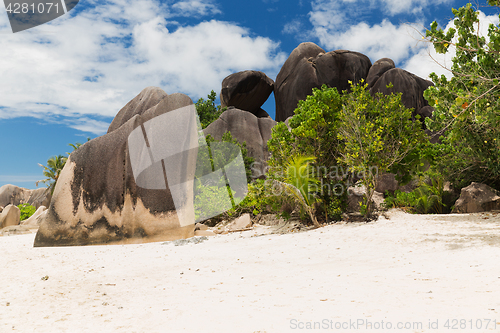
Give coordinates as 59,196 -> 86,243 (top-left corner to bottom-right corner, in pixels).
375,173 -> 398,195
204,108 -> 277,178
370,68 -> 434,122
366,58 -> 395,88
275,42 -> 372,121
34,88 -> 198,247
452,182 -> 500,213
220,71 -> 274,117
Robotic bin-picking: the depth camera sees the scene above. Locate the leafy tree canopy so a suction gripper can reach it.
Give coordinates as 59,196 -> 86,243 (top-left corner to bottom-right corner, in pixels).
424,0 -> 500,189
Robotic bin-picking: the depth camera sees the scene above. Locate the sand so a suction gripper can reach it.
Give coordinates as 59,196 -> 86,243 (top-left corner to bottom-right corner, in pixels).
1,209 -> 500,332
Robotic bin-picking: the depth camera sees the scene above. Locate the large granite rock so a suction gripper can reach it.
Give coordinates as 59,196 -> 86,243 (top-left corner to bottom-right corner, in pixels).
34,88 -> 199,247
452,182 -> 500,213
0,184 -> 51,209
204,108 -> 277,178
274,42 -> 372,121
370,67 -> 434,123
0,204 -> 20,228
366,58 -> 395,88
220,70 -> 274,117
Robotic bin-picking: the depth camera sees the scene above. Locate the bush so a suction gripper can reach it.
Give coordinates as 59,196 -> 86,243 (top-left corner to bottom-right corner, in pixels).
424,1 -> 500,190
267,85 -> 347,222
17,203 -> 36,221
384,175 -> 447,214
337,81 -> 428,217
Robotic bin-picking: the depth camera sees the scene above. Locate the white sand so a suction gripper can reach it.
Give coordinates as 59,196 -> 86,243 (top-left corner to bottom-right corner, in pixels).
1,209 -> 500,333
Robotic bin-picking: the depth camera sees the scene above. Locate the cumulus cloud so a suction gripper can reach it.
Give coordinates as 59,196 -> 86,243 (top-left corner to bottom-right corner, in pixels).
0,0 -> 285,135
313,19 -> 425,64
302,0 -> 461,66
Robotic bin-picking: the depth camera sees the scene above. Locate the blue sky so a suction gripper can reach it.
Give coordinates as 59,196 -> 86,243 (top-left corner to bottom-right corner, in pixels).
0,0 -> 498,189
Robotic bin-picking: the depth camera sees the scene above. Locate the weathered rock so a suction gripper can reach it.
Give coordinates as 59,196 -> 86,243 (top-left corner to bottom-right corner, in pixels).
275,42 -> 372,121
0,184 -> 51,209
0,204 -> 20,228
227,213 -> 252,231
370,68 -> 434,122
204,108 -> 277,178
220,71 -> 274,117
452,182 -> 500,213
375,173 -> 399,195
34,88 -> 199,247
347,184 -> 382,213
107,86 -> 168,133
366,58 -> 395,88
21,205 -> 46,226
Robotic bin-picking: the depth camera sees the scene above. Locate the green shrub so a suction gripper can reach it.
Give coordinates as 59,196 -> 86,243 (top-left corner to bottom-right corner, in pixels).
384,178 -> 446,214
267,85 -> 347,222
424,1 -> 500,190
17,203 -> 36,221
337,81 -> 429,217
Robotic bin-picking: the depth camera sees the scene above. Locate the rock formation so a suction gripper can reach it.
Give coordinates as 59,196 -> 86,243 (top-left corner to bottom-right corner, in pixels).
204,108 -> 277,178
0,204 -> 20,228
220,70 -> 274,117
274,42 -> 372,121
452,182 -> 500,213
369,67 -> 434,123
0,184 -> 51,209
34,88 -> 200,247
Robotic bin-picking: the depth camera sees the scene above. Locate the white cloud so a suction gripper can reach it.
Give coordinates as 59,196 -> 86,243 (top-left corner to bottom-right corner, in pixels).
282,19 -> 303,35
171,0 -> 221,17
0,0 -> 285,135
312,19 -> 425,64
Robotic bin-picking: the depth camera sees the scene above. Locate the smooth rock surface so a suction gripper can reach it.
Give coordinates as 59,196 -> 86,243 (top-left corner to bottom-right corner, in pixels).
275,42 -> 371,121
0,204 -> 20,228
220,70 -> 274,116
204,108 -> 276,178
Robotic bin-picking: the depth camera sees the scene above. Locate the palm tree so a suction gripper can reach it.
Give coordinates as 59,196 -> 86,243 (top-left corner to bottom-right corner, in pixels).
36,155 -> 67,195
274,155 -> 321,228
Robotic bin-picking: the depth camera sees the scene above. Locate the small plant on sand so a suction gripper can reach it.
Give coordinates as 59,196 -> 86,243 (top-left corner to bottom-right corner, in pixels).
273,155 -> 321,227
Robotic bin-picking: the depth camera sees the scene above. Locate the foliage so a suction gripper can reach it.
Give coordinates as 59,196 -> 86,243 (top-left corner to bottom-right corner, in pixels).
36,155 -> 67,195
267,85 -> 347,222
273,155 -> 321,227
193,131 -> 255,222
424,1 -> 500,189
17,203 -> 36,221
36,140 -> 89,194
337,81 -> 428,217
195,90 -> 225,129
204,132 -> 254,182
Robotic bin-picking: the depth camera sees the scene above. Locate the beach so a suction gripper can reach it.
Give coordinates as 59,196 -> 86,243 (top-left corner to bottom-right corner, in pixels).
1,209 -> 499,332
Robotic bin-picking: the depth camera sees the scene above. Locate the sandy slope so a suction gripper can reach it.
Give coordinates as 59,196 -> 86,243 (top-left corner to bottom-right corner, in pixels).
1,209 -> 500,333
